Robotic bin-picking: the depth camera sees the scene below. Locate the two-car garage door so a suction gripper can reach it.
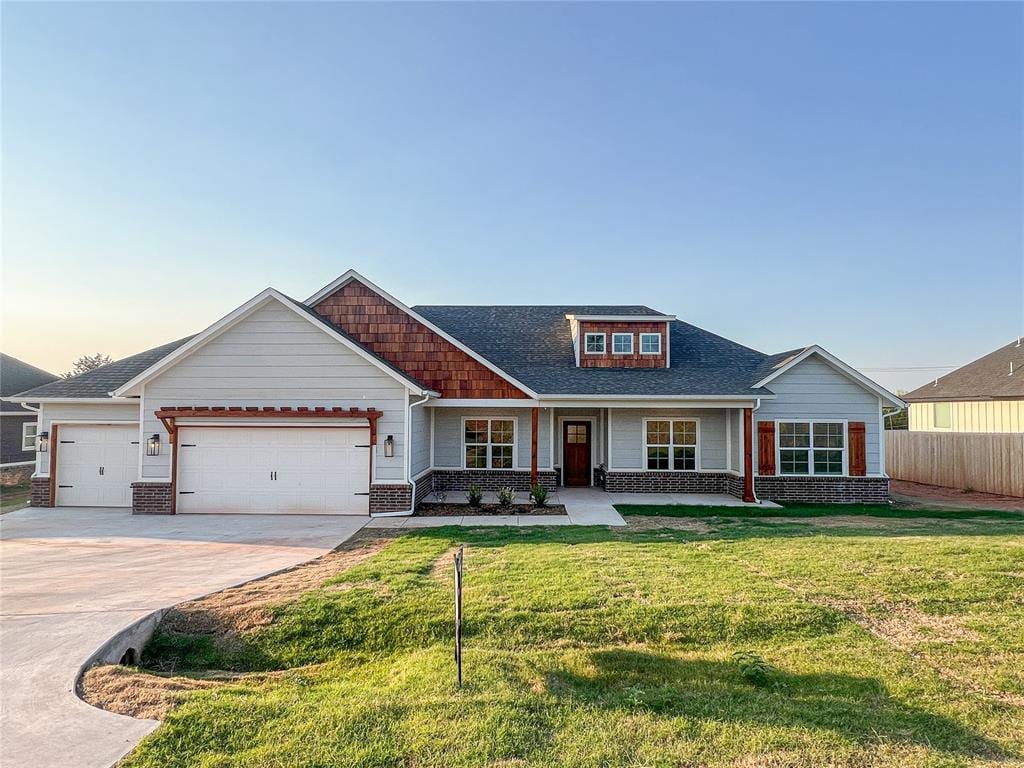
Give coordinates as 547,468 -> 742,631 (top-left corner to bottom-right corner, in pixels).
176,427 -> 370,515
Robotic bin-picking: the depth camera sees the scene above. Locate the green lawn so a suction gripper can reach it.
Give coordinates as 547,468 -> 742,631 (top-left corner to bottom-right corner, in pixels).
125,515 -> 1024,768
0,483 -> 31,514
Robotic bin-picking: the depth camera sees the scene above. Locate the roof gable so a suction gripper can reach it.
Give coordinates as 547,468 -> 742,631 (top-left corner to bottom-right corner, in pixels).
0,354 -> 59,412
752,346 -> 905,408
903,339 -> 1024,402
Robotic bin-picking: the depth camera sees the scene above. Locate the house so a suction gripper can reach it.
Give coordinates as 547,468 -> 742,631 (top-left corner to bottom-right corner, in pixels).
903,339 -> 1024,433
0,354 -> 58,485
6,270 -> 904,514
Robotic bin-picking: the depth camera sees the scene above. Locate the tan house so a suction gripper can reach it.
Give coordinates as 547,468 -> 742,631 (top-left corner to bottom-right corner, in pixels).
903,339 -> 1024,433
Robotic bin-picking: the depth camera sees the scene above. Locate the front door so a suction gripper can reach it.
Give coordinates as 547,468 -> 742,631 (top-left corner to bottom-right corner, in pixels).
562,421 -> 591,487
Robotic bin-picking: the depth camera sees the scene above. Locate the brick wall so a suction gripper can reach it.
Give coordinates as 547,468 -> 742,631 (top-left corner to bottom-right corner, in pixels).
369,484 -> 413,514
430,469 -> 558,493
414,471 -> 435,507
30,476 -> 50,507
132,482 -> 174,514
754,476 -> 890,504
1,464 -> 34,486
605,471 -> 732,493
726,474 -> 745,499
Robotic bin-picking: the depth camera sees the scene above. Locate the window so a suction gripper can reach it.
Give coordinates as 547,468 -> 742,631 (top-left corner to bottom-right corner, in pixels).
645,419 -> 697,470
612,333 -> 634,354
933,403 -> 952,429
584,333 -> 606,354
778,421 -> 844,476
464,418 -> 515,469
21,422 -> 38,451
640,333 -> 661,354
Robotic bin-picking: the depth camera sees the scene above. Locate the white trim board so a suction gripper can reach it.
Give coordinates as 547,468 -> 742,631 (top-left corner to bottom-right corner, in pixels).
112,288 -> 437,398
753,346 -> 906,409
305,269 -> 540,398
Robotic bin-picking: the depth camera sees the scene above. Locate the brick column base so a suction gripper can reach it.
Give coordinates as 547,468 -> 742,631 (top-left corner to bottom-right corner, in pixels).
132,482 -> 174,514
369,484 -> 413,514
30,476 -> 51,507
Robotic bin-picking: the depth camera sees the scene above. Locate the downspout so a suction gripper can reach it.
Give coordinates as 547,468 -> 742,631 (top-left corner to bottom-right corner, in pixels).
374,392 -> 431,517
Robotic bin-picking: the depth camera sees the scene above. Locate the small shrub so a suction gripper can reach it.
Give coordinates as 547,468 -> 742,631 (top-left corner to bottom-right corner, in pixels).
733,651 -> 775,687
530,483 -> 549,507
466,484 -> 483,507
496,486 -> 515,508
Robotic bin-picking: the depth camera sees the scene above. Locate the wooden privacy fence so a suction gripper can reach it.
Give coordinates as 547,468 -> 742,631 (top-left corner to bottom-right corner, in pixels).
886,431 -> 1024,498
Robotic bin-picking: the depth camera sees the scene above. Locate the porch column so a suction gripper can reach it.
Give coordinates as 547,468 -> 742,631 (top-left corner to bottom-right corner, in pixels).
742,407 -> 755,503
530,407 -> 539,485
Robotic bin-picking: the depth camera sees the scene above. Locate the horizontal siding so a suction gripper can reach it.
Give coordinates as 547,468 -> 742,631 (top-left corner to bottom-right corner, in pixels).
410,399 -> 431,477
909,401 -> 1024,433
35,402 -> 141,475
432,407 -> 551,470
609,409 -> 728,471
757,356 -> 882,474
142,302 -> 408,481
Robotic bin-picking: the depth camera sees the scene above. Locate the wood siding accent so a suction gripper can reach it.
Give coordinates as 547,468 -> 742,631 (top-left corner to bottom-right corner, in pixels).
886,431 -> 1024,497
313,282 -> 528,399
757,420 -> 776,476
848,421 -> 867,476
579,321 -> 666,368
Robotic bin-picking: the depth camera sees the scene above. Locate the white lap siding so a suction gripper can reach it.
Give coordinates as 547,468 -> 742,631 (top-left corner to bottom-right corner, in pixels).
609,409 -> 727,471
140,302 -> 408,482
34,403 -> 141,477
431,407 -> 551,470
410,396 -> 431,478
755,355 -> 882,475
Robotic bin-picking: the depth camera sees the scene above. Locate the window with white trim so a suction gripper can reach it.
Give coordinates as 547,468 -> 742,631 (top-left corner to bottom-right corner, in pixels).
640,333 -> 661,354
778,421 -> 844,475
22,422 -> 38,451
645,419 -> 697,470
464,418 -> 515,469
584,333 -> 606,354
612,333 -> 633,354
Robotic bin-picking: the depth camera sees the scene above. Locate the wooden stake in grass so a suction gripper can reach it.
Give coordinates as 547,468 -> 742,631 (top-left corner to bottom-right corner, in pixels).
454,544 -> 464,688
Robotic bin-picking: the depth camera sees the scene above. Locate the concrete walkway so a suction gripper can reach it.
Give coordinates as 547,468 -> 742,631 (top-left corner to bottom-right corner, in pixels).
0,507 -> 367,768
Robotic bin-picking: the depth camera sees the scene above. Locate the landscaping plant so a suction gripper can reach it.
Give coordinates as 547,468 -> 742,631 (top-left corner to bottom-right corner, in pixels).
466,484 -> 483,507
496,486 -> 515,508
530,483 -> 549,507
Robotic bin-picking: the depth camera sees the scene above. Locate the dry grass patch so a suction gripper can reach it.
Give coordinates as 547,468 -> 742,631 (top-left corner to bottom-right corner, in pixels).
80,665 -> 218,720
625,515 -> 713,533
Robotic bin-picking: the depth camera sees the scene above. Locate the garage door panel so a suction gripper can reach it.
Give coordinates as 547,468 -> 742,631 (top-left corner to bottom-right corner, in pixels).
55,425 -> 137,508
177,427 -> 370,515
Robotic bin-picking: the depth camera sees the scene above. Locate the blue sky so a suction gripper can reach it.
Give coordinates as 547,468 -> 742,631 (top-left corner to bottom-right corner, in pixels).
2,2 -> 1021,392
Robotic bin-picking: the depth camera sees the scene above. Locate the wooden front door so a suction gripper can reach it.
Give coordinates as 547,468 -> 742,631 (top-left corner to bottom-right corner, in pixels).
562,421 -> 591,487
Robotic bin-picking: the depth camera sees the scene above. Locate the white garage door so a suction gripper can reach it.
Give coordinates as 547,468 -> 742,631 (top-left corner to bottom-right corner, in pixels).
55,424 -> 138,507
176,427 -> 371,515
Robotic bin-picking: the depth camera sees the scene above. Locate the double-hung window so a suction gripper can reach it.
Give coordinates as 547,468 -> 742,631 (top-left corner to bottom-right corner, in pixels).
778,421 -> 844,475
645,419 -> 697,470
584,333 -> 606,354
22,422 -> 38,451
640,333 -> 661,354
464,418 -> 515,469
612,333 -> 633,354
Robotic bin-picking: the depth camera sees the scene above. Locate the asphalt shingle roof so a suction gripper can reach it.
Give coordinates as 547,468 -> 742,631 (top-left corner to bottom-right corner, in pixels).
10,338 -> 195,400
0,354 -> 59,412
903,339 -> 1024,402
414,305 -> 775,396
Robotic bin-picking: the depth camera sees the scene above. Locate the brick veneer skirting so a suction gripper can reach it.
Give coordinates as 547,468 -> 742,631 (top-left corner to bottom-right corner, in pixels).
754,476 -> 890,504
30,476 -> 50,506
370,484 -> 413,514
726,473 -> 745,499
413,471 -> 435,507
605,471 -> 732,494
132,482 -> 174,514
429,469 -> 558,493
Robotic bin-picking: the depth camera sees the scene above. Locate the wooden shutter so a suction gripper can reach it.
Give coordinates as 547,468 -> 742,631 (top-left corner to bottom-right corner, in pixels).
848,422 -> 866,476
757,421 -> 776,476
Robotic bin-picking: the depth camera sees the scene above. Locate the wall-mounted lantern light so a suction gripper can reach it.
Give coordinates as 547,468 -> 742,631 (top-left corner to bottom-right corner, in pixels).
384,435 -> 394,458
37,431 -> 49,453
146,433 -> 161,456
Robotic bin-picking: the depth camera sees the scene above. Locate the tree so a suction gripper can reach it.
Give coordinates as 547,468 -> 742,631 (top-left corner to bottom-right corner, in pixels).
62,353 -> 113,379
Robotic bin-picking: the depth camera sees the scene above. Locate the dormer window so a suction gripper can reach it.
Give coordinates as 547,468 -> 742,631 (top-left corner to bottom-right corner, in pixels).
584,333 -> 606,354
612,333 -> 633,354
640,333 -> 662,354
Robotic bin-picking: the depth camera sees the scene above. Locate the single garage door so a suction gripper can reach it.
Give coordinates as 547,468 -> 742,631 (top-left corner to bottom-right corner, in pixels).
55,424 -> 138,507
176,426 -> 370,515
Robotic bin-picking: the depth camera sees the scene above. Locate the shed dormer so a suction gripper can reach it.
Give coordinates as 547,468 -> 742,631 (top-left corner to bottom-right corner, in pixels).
566,313 -> 675,368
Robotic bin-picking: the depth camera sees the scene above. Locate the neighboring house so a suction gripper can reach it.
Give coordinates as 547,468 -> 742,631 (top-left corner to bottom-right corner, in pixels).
6,270 -> 904,514
0,354 -> 59,485
903,339 -> 1024,433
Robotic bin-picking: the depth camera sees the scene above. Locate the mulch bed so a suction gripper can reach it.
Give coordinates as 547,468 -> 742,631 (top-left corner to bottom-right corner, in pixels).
415,503 -> 567,517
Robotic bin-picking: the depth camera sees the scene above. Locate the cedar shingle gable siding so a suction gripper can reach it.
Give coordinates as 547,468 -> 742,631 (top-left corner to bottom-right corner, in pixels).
579,321 -> 666,368
312,282 -> 528,399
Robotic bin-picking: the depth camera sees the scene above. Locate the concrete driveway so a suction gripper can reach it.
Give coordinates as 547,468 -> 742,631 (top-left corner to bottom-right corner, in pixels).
0,507 -> 367,768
